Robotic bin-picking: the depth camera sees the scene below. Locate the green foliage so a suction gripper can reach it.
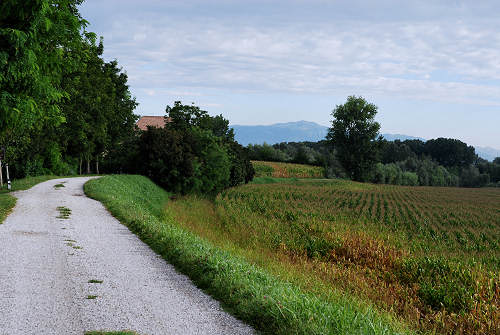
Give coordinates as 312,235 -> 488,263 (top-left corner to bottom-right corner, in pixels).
138,126 -> 197,194
477,159 -> 500,183
0,0 -> 86,159
424,138 -> 476,168
135,102 -> 253,194
248,143 -> 291,162
401,171 -> 418,186
398,257 -> 475,313
190,127 -> 231,194
327,96 -> 382,181
373,158 -> 459,187
1,1 -> 137,179
60,37 -> 138,173
227,141 -> 255,186
380,141 -> 415,164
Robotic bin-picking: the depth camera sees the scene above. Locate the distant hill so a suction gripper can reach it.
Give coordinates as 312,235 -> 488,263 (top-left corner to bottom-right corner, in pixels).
231,121 -> 424,146
231,121 -> 499,161
231,121 -> 328,146
475,147 -> 500,161
380,134 -> 426,142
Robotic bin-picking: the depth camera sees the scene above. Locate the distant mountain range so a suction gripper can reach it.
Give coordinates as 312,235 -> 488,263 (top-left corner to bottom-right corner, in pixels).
475,146 -> 500,162
231,120 -> 499,161
232,121 -> 327,146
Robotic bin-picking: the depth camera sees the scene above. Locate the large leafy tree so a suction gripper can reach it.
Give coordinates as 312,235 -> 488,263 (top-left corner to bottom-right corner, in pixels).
0,0 -> 86,160
60,37 -> 138,174
327,96 -> 381,181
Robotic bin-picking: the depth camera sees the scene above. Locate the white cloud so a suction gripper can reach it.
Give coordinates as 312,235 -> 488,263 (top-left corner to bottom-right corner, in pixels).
94,14 -> 500,108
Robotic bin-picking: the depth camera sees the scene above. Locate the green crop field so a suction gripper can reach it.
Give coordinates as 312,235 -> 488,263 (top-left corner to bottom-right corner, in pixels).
252,161 -> 324,178
168,177 -> 500,335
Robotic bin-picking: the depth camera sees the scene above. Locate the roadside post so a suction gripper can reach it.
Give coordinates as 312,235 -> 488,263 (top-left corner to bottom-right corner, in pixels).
0,147 -> 3,189
1,147 -> 9,190
6,162 -> 10,190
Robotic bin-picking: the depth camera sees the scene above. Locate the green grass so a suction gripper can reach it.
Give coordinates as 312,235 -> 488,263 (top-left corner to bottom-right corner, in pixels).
88,279 -> 103,284
0,175 -> 60,224
86,295 -> 98,299
0,193 -> 16,224
84,175 -> 410,335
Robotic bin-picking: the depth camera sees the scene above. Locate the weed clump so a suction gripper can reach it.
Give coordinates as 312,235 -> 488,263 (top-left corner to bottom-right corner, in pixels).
56,206 -> 71,219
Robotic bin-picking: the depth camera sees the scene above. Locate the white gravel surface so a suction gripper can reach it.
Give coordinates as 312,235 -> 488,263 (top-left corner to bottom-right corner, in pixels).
0,177 -> 254,335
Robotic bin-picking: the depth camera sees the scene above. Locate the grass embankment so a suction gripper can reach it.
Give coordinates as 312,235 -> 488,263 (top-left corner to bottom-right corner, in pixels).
252,160 -> 324,178
84,175 -> 410,335
0,175 -> 59,224
168,178 -> 499,335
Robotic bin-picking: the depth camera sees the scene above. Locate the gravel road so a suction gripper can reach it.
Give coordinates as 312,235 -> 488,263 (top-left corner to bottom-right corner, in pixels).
0,177 -> 254,335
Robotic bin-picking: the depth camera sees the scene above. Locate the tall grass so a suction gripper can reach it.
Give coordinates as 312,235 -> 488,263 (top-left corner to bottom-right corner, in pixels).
84,175 -> 410,335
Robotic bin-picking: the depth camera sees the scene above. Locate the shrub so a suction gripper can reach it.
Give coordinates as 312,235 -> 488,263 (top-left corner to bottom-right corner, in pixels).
401,171 -> 418,186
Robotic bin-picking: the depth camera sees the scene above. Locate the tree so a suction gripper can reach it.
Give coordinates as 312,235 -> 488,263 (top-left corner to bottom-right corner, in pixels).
0,0 -> 86,163
134,102 -> 254,194
326,96 -> 381,181
60,37 -> 138,174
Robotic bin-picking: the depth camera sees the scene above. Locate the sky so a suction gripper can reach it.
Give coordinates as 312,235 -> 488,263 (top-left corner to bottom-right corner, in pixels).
78,0 -> 500,148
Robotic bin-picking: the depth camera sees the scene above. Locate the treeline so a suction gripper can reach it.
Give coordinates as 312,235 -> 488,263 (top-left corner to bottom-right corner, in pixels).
1,1 -> 137,179
247,139 -> 500,187
108,102 -> 255,194
1,1 -> 254,194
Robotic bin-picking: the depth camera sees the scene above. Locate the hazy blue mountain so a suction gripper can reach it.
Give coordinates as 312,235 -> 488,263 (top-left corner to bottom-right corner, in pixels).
231,121 -> 328,146
475,146 -> 500,161
380,134 -> 426,141
231,121 -> 424,146
231,121 -> 499,161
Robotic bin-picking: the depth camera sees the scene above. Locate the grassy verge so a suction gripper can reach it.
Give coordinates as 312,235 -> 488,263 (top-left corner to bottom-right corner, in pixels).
84,175 -> 410,335
0,175 -> 60,224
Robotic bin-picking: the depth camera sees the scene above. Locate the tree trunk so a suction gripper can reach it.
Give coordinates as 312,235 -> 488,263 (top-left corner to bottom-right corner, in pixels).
6,163 -> 11,190
79,157 -> 82,175
96,156 -> 99,175
0,159 -> 3,188
87,158 -> 90,174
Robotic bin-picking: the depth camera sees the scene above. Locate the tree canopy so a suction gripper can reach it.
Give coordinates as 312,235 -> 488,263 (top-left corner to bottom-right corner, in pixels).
326,96 -> 381,181
0,0 -> 87,150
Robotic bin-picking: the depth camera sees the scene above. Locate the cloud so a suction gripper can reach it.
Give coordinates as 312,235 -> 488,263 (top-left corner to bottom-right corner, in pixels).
80,1 -> 500,108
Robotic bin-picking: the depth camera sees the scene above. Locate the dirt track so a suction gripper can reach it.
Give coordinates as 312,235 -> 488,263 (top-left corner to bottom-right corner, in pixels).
0,177 -> 253,335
